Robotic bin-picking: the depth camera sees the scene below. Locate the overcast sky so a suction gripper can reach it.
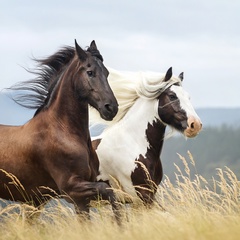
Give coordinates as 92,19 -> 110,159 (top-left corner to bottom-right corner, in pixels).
1,0 -> 240,108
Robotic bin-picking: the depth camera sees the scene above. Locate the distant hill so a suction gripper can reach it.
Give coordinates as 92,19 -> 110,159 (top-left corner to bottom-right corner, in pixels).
0,91 -> 240,127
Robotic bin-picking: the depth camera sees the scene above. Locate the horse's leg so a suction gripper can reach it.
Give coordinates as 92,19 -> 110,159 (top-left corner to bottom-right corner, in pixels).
91,182 -> 122,224
135,186 -> 166,211
62,180 -> 121,224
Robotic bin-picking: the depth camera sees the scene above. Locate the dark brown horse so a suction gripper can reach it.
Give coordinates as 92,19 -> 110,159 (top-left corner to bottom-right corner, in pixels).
90,67 -> 202,205
0,40 -> 118,217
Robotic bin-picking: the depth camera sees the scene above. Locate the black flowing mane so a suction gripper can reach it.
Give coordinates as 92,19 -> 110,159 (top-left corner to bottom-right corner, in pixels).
8,44 -> 103,116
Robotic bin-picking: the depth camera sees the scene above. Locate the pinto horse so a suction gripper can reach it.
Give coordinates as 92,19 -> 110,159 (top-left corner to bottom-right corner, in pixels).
91,67 -> 202,205
0,40 -> 119,217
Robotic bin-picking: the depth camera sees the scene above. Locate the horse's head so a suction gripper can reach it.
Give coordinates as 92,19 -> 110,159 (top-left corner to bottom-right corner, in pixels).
157,67 -> 202,138
73,40 -> 118,121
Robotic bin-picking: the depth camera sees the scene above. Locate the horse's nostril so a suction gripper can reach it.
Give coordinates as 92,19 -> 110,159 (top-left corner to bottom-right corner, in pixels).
105,104 -> 112,112
190,122 -> 194,129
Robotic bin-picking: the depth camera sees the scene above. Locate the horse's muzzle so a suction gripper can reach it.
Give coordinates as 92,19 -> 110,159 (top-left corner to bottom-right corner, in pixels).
100,103 -> 118,121
184,116 -> 202,138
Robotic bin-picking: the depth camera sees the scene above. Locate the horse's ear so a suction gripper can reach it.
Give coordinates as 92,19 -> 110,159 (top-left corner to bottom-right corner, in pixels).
90,40 -> 98,50
75,39 -> 87,62
179,72 -> 184,81
164,67 -> 172,82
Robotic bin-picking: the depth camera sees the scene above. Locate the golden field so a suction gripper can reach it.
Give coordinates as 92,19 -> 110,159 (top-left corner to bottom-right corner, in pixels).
0,152 -> 239,240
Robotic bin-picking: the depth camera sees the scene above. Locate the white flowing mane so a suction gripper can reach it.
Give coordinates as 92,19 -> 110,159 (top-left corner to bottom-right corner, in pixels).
89,67 -> 182,126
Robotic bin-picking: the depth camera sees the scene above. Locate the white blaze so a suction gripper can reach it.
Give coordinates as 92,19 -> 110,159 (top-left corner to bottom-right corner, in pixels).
170,85 -> 200,120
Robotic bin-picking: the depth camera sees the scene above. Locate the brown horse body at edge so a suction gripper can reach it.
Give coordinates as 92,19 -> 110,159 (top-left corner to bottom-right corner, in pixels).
0,40 -> 118,217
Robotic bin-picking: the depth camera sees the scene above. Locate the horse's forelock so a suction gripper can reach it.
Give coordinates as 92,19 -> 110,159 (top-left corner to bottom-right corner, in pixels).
136,73 -> 182,99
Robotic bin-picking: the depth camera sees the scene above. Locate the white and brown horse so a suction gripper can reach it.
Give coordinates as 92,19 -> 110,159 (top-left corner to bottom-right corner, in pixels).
91,67 -> 202,205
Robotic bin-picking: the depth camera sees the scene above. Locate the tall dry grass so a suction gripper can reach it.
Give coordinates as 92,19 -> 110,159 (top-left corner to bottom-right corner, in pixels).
0,152 -> 240,240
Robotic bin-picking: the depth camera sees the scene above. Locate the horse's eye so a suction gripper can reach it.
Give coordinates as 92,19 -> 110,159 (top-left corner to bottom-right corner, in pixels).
169,94 -> 177,101
87,71 -> 93,77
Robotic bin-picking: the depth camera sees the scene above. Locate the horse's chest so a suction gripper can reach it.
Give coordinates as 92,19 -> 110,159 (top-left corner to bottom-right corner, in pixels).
96,130 -> 149,195
96,118 -> 164,196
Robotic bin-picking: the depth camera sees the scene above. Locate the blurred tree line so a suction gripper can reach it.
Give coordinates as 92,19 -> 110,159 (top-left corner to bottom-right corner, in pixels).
161,125 -> 240,182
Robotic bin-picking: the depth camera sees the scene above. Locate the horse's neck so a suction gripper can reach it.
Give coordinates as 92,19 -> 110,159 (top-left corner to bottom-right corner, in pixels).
46,75 -> 90,137
113,98 -> 166,154
145,118 -> 166,156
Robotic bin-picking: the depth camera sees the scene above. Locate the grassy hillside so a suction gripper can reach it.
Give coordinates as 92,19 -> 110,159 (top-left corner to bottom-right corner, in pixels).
161,126 -> 240,182
0,156 -> 240,240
